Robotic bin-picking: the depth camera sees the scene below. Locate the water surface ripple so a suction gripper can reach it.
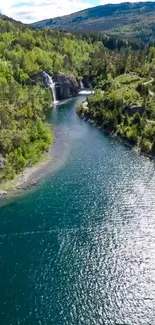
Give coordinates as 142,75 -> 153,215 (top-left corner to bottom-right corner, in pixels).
0,96 -> 155,324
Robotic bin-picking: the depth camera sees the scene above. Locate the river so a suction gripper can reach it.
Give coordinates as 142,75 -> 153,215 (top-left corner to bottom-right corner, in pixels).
0,95 -> 155,325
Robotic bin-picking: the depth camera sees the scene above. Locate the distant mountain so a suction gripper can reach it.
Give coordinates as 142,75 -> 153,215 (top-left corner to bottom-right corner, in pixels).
31,2 -> 155,42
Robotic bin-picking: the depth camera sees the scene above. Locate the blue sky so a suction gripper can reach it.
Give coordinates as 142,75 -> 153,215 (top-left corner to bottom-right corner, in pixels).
0,0 -> 151,23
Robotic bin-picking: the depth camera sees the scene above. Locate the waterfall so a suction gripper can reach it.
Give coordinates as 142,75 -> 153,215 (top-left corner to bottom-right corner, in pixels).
80,80 -> 84,89
43,71 -> 57,104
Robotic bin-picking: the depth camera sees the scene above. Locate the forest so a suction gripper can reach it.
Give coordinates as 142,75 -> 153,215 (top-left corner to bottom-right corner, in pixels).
77,66 -> 155,155
1,13 -> 155,183
0,17 -> 102,183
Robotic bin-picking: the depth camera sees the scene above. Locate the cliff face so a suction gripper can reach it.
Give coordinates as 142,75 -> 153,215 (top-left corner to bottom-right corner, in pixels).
31,72 -> 79,100
31,72 -> 92,101
53,73 -> 79,100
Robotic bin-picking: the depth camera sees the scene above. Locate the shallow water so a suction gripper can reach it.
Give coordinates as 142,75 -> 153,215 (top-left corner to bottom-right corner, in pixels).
0,96 -> 155,324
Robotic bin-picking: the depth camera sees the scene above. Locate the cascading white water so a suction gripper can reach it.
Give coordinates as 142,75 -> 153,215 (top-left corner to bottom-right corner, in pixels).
79,90 -> 95,95
80,80 -> 84,89
43,71 -> 57,104
79,79 -> 94,95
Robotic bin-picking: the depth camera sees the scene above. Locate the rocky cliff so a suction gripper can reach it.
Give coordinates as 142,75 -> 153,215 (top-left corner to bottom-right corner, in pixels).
31,72 -> 79,100
31,72 -> 92,101
53,73 -> 79,100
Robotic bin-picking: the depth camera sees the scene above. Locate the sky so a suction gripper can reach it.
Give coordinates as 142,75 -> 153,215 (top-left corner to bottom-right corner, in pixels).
0,0 -> 152,24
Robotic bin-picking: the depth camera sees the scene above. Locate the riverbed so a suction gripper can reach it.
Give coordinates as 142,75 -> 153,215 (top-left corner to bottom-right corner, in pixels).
0,95 -> 155,324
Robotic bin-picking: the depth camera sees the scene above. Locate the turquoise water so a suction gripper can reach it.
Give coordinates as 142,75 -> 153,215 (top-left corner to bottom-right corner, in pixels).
1,96 -> 155,324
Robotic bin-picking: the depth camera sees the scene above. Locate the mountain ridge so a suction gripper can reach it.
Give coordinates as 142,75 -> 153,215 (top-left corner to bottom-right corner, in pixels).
30,2 -> 155,42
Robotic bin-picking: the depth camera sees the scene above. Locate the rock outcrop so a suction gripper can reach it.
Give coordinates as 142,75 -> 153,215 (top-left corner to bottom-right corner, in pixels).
30,72 -> 79,100
53,73 -> 79,100
30,72 -> 93,101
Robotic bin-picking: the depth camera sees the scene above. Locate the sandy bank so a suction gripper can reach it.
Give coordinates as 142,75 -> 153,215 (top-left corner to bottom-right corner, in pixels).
0,147 -> 53,197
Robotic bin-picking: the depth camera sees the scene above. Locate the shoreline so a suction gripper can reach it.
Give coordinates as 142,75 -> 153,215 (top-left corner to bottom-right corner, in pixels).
0,145 -> 54,198
0,95 -> 86,200
0,122 -> 72,201
77,111 -> 155,162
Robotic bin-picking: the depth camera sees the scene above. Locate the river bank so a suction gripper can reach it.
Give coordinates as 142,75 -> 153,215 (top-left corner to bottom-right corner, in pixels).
0,144 -> 54,197
0,95 -> 89,199
76,104 -> 155,161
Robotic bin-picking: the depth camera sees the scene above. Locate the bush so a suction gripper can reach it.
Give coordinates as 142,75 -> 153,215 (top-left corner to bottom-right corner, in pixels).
140,138 -> 152,152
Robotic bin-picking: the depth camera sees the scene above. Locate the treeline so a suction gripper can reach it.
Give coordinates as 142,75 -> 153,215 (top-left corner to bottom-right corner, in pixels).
83,32 -> 145,51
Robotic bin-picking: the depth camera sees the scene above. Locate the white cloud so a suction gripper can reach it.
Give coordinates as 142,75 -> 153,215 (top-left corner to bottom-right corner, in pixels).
0,0 -> 93,23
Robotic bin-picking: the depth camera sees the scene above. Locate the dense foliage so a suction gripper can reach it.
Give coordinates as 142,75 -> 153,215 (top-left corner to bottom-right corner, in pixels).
0,60 -> 53,182
77,73 -> 155,155
0,17 -> 102,183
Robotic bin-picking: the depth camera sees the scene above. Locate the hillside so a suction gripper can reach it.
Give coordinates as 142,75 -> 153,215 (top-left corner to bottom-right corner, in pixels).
31,2 -> 155,43
0,14 -> 102,184
1,10 -> 155,185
